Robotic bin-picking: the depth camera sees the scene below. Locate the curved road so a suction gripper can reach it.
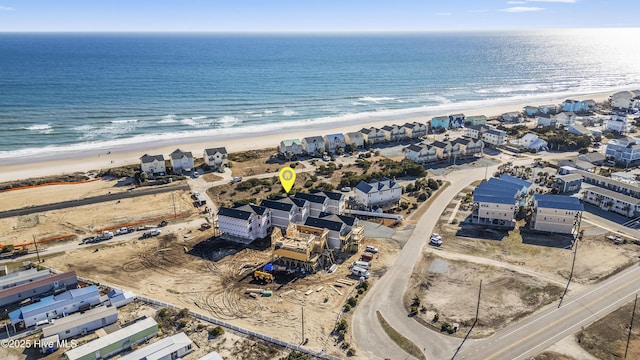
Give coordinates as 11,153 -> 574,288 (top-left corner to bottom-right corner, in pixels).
353,153 -> 640,360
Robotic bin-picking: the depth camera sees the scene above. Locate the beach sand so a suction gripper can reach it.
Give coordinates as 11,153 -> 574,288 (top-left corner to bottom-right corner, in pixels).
0,91 -> 613,182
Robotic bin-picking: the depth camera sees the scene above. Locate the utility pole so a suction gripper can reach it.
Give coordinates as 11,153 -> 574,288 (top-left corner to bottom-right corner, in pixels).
475,279 -> 482,322
32,234 -> 41,263
301,306 -> 305,345
172,192 -> 177,219
559,234 -> 580,308
625,293 -> 638,359
451,279 -> 482,360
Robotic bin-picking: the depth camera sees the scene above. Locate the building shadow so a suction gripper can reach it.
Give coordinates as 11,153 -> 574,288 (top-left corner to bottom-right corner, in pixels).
520,228 -> 574,249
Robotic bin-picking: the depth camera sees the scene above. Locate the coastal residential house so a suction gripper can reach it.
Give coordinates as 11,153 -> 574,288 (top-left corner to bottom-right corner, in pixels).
42,305 -> 118,341
466,125 -> 483,140
577,152 -> 606,166
558,159 -> 596,172
524,106 -> 539,117
431,116 -> 450,130
472,180 -> 519,228
0,271 -> 78,309
302,136 -> 326,156
203,147 -> 228,172
402,122 -> 428,139
610,171 -> 639,186
501,111 -> 523,123
9,285 -> 101,330
553,173 -> 583,194
567,123 -> 591,137
605,137 -> 640,166
605,113 -> 634,134
498,174 -> 532,197
260,197 -> 309,229
610,90 -> 640,110
581,186 -> 640,218
279,139 -> 303,158
536,114 -> 556,128
360,127 -> 386,144
452,137 -> 484,157
562,99 -> 590,113
431,141 -> 453,161
483,128 -> 507,147
538,104 -> 559,115
305,213 -> 363,251
573,169 -> 640,200
310,190 -> 346,215
381,124 -> 406,142
530,194 -> 583,234
345,131 -> 366,149
584,99 -> 598,111
106,288 -> 134,308
293,192 -> 329,217
217,204 -> 271,243
449,114 -> 466,128
405,144 -> 438,164
140,154 -> 166,175
511,133 -> 548,152
170,149 -> 194,173
119,332 -> 193,360
64,317 -> 158,360
354,178 -> 402,209
0,268 -> 51,290
554,111 -> 577,127
465,115 -> 488,127
324,133 -> 346,153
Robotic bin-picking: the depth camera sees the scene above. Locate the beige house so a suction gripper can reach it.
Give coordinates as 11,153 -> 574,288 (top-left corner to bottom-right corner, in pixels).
140,154 -> 166,175
203,147 -> 228,171
531,194 -> 583,234
345,131 -> 366,148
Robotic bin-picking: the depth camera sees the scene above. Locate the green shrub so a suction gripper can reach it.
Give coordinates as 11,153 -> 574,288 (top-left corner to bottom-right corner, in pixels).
347,297 -> 357,307
208,326 -> 225,337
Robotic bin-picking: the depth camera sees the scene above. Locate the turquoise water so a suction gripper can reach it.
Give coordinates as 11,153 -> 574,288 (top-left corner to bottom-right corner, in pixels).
0,29 -> 638,158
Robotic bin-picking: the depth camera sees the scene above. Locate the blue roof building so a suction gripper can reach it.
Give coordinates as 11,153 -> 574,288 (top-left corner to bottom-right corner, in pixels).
531,194 -> 583,234
472,180 -> 520,228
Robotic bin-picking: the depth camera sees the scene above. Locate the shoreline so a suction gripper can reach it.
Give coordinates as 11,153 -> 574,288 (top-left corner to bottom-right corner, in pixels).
0,89 -> 618,183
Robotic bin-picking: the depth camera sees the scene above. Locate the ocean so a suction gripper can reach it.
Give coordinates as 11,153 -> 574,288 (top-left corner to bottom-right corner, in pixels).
1,29 -> 639,159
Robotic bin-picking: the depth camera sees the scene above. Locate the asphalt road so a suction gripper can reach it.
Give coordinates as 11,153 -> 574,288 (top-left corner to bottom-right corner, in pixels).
0,183 -> 190,219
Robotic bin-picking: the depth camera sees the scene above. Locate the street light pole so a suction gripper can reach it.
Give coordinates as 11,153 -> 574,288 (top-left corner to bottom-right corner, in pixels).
32,234 -> 41,263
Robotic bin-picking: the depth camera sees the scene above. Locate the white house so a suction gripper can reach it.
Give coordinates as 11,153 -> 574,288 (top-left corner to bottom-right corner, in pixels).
501,111 -> 523,123
581,186 -> 640,218
431,141 -> 453,161
568,123 -> 591,136
536,114 -> 556,128
323,133 -> 346,153
472,180 -> 519,228
217,204 -> 271,243
538,104 -> 559,115
482,128 -> 507,147
302,136 -> 326,155
310,190 -> 345,215
405,144 -> 438,164
293,192 -> 329,217
511,133 -> 548,152
610,90 -> 640,110
452,137 -> 484,157
345,131 -> 366,148
606,113 -> 634,134
354,178 -> 402,209
203,147 -> 228,171
402,122 -> 428,139
140,154 -> 166,175
42,305 -> 118,341
531,194 -> 583,234
554,111 -> 576,127
170,149 -> 194,173
381,124 -> 406,142
360,127 -> 386,144
119,332 -> 193,360
279,139 -> 303,157
466,125 -> 483,140
260,197 -> 309,229
0,268 -> 50,290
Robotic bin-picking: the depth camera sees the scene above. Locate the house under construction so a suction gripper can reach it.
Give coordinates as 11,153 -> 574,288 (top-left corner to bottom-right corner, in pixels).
271,223 -> 335,273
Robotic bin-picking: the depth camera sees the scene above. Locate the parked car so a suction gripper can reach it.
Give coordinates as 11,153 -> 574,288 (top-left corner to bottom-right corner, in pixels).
231,177 -> 243,183
158,220 -> 168,227
351,266 -> 370,279
200,223 -> 212,230
340,187 -> 351,192
139,232 -> 152,240
82,236 -> 96,244
150,229 -> 161,237
429,238 -> 443,247
115,227 -> 129,236
430,233 -> 442,240
365,245 -> 379,254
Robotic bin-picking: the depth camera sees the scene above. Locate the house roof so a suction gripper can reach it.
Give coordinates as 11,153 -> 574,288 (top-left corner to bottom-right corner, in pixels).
466,125 -> 484,132
499,174 -> 532,189
10,285 -> 99,323
303,136 -> 325,144
557,173 -> 584,183
534,194 -> 584,211
483,178 -> 522,194
204,147 -> 227,156
324,133 -> 345,140
473,194 -> 516,205
474,186 -> 517,198
235,203 -> 267,215
119,332 -> 192,360
319,212 -> 357,226
355,181 -> 373,194
402,122 -> 417,129
218,207 -> 252,220
578,152 -> 606,163
304,217 -> 345,232
260,199 -> 293,212
450,113 -> 465,118
42,305 -> 118,338
431,141 -> 450,149
281,139 -> 302,146
407,144 -> 425,152
486,128 -> 506,136
64,317 -> 158,360
170,149 -> 193,160
294,192 -> 327,204
432,115 -> 449,121
199,352 -> 224,360
140,154 -> 165,163
311,190 -> 344,201
359,128 -> 373,134
0,268 -> 50,288
452,138 -> 471,146
0,271 -> 77,299
524,106 -> 538,110
466,115 -> 487,121
381,125 -> 393,131
583,185 -> 640,205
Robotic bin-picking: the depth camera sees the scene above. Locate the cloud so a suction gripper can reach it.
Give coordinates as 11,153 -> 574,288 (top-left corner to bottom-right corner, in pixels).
500,6 -> 545,12
507,1 -> 526,4
436,12 -> 453,16
0,5 -> 14,11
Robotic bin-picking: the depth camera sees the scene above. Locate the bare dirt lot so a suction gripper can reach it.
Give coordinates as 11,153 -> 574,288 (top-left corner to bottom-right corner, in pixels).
0,187 -> 196,248
579,298 -> 640,360
42,231 -> 401,358
404,253 -> 563,338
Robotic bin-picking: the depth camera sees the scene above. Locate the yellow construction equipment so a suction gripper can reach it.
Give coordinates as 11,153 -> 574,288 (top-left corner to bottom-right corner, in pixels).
253,271 -> 274,283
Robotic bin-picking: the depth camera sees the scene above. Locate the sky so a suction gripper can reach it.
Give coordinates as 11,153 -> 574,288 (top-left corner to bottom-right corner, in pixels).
0,0 -> 637,32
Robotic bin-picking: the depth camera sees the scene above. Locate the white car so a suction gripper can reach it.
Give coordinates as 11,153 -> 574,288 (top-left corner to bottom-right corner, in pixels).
150,229 -> 161,237
231,177 -> 243,183
365,245 -> 379,254
429,238 -> 443,247
430,233 -> 442,240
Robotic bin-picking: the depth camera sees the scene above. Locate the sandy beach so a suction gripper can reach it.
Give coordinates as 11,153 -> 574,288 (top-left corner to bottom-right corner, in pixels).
0,90 -> 616,183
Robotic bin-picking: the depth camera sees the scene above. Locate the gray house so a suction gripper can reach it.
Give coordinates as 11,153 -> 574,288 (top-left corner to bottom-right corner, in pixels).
0,271 -> 77,309
0,268 -> 51,290
42,305 -> 118,341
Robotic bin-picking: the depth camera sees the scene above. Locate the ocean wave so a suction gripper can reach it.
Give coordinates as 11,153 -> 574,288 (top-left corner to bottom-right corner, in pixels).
359,96 -> 396,103
282,109 -> 297,116
158,114 -> 177,123
263,110 -> 274,114
219,115 -> 240,127
25,124 -> 53,134
111,119 -> 138,124
181,116 -> 214,127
